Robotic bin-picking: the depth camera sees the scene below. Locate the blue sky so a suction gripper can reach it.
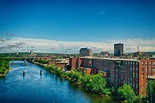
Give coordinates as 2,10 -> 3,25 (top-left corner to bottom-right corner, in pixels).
0,0 -> 155,53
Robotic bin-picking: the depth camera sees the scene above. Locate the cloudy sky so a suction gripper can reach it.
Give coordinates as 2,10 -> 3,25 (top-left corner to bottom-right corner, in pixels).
0,0 -> 155,53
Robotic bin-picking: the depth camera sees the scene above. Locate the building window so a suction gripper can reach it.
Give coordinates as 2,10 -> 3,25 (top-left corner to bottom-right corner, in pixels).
136,62 -> 138,66
153,62 -> 155,66
136,73 -> 138,78
133,84 -> 135,88
130,68 -> 132,71
142,67 -> 144,73
146,73 -> 148,78
149,62 -> 151,66
136,67 -> 138,72
149,68 -> 151,73
133,72 -> 135,77
151,68 -> 153,75
136,84 -> 138,89
133,67 -> 135,70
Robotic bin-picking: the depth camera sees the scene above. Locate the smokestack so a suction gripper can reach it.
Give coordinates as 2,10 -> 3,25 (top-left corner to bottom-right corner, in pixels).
137,46 -> 139,52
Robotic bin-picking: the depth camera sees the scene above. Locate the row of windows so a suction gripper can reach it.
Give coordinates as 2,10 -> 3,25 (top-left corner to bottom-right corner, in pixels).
124,82 -> 139,89
118,75 -> 139,83
125,61 -> 138,65
142,62 -> 155,66
115,66 -> 139,72
142,74 -> 149,79
115,69 -> 139,79
142,67 -> 154,74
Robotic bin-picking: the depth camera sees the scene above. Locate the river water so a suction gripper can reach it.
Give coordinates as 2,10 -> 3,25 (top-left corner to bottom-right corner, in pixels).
0,61 -> 116,103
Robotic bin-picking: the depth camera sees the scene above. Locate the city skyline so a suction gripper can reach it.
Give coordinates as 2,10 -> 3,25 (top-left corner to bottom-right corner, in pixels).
0,0 -> 155,53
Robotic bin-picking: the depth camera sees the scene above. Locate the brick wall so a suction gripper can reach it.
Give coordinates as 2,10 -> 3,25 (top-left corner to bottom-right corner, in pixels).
69,57 -> 77,70
76,57 -> 82,68
56,63 -> 67,68
48,60 -> 56,65
78,67 -> 97,74
92,58 -> 115,85
81,58 -> 91,67
138,59 -> 155,95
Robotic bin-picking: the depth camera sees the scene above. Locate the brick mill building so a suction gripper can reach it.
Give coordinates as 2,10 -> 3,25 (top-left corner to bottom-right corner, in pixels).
69,57 -> 155,95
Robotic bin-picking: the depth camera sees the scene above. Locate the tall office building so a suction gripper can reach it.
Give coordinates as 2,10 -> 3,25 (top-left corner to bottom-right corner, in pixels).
114,43 -> 124,56
79,48 -> 93,57
30,51 -> 33,55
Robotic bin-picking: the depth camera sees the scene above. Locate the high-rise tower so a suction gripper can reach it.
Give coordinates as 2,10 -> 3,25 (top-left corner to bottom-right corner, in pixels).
114,43 -> 124,56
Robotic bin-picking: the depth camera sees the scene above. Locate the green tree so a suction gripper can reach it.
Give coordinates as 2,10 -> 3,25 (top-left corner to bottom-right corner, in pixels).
147,80 -> 155,94
0,59 -> 9,75
135,95 -> 143,103
147,80 -> 155,103
117,84 -> 136,103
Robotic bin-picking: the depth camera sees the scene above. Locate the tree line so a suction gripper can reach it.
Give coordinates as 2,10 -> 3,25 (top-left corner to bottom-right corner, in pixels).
34,59 -> 48,64
44,64 -> 148,103
0,59 -> 9,75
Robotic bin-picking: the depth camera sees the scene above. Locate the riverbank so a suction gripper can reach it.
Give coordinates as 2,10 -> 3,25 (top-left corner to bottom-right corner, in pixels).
0,69 -> 10,77
32,61 -> 47,67
43,64 -> 112,96
33,61 -> 145,103
0,59 -> 10,77
32,61 -> 110,96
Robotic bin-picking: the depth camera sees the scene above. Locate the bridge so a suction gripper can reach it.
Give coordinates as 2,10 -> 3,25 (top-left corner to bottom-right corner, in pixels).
0,56 -> 53,61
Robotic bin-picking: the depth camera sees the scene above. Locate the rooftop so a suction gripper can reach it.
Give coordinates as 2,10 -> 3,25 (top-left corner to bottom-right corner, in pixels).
114,43 -> 123,45
80,48 -> 91,50
148,76 -> 155,80
81,57 -> 138,61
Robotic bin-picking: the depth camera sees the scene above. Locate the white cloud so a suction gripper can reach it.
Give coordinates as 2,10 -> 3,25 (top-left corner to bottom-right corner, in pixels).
100,11 -> 106,15
0,37 -> 155,53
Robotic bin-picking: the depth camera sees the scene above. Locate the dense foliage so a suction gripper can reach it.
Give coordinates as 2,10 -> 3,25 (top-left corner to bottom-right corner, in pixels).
147,80 -> 155,102
147,80 -> 155,94
0,59 -> 9,75
45,65 -> 111,96
117,84 -> 136,103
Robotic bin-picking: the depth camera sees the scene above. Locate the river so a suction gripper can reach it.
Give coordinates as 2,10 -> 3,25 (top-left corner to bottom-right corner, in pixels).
0,61 -> 116,103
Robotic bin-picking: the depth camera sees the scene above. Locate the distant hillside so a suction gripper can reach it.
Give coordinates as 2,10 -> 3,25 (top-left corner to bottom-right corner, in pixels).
143,52 -> 155,55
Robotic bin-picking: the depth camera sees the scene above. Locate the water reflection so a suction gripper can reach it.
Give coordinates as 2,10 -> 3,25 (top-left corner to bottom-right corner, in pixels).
40,70 -> 43,76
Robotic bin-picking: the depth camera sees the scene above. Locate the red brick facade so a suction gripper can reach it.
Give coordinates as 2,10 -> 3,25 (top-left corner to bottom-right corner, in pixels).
48,59 -> 68,68
138,60 -> 155,95
69,57 -> 77,70
48,60 -> 61,65
56,63 -> 68,68
69,57 -> 155,95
